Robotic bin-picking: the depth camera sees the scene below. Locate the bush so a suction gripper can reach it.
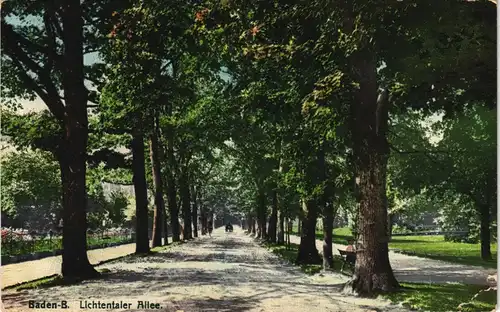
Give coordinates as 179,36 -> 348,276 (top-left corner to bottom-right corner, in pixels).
444,232 -> 477,244
392,224 -> 412,235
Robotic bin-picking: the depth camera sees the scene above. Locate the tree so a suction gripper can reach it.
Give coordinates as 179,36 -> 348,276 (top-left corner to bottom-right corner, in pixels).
149,112 -> 166,247
0,0 -> 134,279
1,151 -> 61,231
199,0 -> 495,296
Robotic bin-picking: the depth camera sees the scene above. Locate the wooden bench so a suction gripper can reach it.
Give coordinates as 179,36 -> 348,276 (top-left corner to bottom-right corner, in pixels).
338,249 -> 356,273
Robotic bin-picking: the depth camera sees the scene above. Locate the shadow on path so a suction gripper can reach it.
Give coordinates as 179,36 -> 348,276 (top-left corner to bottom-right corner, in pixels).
2,227 -> 409,312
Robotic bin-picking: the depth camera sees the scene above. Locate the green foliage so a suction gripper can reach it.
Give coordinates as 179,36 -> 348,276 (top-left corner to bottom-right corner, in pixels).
86,166 -> 130,229
1,110 -> 63,154
0,149 -> 130,231
1,151 -> 61,230
389,106 -> 496,245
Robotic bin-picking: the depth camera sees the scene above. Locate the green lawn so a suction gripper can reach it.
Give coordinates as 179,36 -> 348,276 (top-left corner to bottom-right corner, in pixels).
292,226 -> 497,268
263,239 -> 496,312
383,282 -> 496,312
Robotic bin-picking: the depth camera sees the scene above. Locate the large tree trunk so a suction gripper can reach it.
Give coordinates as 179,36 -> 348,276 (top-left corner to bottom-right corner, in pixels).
131,131 -> 150,254
268,188 -> 278,243
322,211 -> 334,269
59,154 -> 98,279
165,135 -> 180,242
246,215 -> 251,232
277,155 -> 287,245
316,148 -> 334,269
345,57 -> 399,296
296,199 -> 321,265
479,175 -> 495,261
257,190 -> 267,239
149,129 -> 164,248
179,170 -> 193,240
267,139 -> 281,243
58,0 -> 98,280
191,185 -> 199,238
166,175 -> 180,242
200,205 -> 207,235
479,203 -> 492,260
387,213 -> 394,239
277,210 -> 285,245
197,187 -> 206,235
163,206 -> 169,245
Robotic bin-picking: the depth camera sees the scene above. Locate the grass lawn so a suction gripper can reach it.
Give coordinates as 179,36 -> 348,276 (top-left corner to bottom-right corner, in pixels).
292,226 -> 497,268
263,239 -> 496,312
383,282 -> 496,312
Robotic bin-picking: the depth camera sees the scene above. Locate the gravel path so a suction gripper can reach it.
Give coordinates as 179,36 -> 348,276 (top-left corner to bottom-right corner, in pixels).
2,238 -> 172,289
2,227 -> 409,312
288,234 -> 495,286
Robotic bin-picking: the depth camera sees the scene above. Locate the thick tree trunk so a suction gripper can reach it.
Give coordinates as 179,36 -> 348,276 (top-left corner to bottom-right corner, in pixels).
163,206 -> 169,245
58,0 -> 98,280
479,203 -> 492,260
165,137 -> 180,242
246,216 -> 251,233
268,188 -> 278,243
296,199 -> 321,264
278,210 -> 285,245
166,176 -> 180,242
131,132 -> 150,254
277,155 -> 287,245
59,154 -> 99,279
200,205 -> 207,235
149,130 -> 164,248
191,185 -> 198,238
345,57 -> 399,296
317,148 -> 334,269
387,213 -> 394,239
257,190 -> 267,239
286,219 -> 291,249
322,212 -> 334,269
245,215 -> 249,232
179,170 -> 193,240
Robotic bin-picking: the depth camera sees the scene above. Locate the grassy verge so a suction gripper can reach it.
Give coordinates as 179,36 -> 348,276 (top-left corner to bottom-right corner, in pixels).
262,237 -> 495,312
383,283 -> 496,312
262,241 -> 352,276
292,226 -> 497,268
13,267 -> 117,291
7,241 -> 180,291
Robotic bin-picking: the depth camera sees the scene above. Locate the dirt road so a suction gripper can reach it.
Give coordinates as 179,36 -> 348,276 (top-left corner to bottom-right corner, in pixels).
2,227 -> 408,312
